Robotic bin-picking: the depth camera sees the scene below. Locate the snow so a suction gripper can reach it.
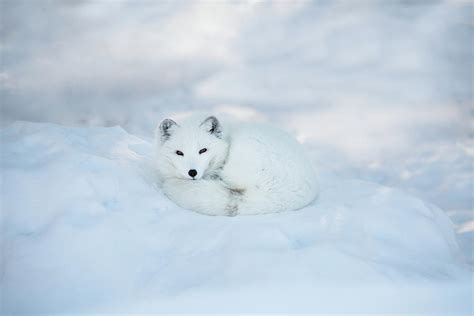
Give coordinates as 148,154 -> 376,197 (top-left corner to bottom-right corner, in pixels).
1,122 -> 471,314
2,1 -> 472,239
1,2 -> 472,312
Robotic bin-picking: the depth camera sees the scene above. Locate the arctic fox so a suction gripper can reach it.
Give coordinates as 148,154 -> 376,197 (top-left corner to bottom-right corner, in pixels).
155,114 -> 319,216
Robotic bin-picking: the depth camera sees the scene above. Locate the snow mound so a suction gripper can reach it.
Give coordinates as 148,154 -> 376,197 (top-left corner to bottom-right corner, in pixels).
1,122 -> 471,314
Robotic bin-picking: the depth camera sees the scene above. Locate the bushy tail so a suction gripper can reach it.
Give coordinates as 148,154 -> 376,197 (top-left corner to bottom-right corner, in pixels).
162,178 -> 242,216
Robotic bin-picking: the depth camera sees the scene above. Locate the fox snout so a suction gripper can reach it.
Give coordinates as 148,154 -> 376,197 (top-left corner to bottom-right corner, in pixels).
188,169 -> 197,179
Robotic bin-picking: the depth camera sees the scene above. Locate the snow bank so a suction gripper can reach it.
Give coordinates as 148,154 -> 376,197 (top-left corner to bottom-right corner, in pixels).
2,1 -> 472,264
1,122 -> 471,314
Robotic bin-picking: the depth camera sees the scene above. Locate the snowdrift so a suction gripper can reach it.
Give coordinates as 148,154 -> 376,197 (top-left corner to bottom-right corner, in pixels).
1,122 -> 471,314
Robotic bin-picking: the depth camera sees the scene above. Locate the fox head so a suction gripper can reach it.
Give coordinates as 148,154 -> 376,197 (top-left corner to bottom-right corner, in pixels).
155,115 -> 229,180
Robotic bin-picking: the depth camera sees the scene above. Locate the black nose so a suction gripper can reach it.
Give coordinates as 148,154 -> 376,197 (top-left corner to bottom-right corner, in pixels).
188,169 -> 197,178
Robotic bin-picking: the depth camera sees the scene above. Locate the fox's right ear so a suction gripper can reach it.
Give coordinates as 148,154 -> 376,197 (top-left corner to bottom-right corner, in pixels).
157,118 -> 178,142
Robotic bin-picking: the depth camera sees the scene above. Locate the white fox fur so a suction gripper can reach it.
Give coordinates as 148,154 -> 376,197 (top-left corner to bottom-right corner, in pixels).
155,114 -> 319,216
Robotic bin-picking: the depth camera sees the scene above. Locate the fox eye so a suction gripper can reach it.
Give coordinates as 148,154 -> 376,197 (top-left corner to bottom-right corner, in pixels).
176,150 -> 184,156
199,148 -> 207,154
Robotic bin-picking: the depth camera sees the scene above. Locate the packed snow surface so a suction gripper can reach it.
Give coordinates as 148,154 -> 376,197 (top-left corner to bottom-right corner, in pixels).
1,122 -> 471,313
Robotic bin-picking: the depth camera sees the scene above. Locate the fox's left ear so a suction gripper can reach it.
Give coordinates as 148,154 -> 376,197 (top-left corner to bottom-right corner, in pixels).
200,116 -> 222,138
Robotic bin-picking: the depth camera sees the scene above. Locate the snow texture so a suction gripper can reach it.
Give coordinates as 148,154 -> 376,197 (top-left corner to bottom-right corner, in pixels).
1,1 -> 472,255
1,122 -> 471,314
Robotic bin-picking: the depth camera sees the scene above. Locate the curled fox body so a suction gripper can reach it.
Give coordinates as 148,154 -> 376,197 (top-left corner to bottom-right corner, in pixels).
155,115 -> 318,216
